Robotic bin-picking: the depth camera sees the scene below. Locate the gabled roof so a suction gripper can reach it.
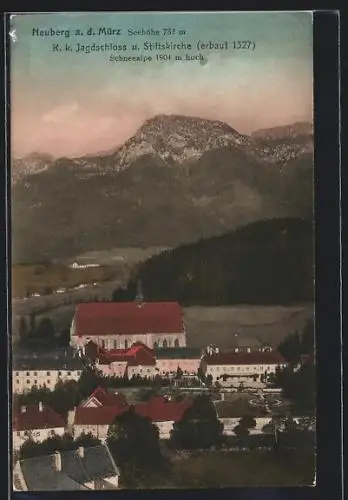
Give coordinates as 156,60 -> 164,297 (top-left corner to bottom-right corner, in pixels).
203,350 -> 286,366
74,396 -> 192,425
13,405 -> 65,431
73,301 -> 183,337
134,396 -> 192,423
81,387 -> 127,408
74,406 -> 127,425
98,342 -> 156,367
18,444 -> 119,491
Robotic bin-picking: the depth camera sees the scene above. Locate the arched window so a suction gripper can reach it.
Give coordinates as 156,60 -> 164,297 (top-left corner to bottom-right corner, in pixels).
163,339 -> 168,348
174,338 -> 179,347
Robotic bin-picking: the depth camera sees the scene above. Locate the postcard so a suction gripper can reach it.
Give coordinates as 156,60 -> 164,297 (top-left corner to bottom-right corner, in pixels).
9,11 -> 315,490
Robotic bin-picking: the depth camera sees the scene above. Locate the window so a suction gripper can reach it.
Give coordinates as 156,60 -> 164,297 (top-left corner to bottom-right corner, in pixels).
15,372 -> 19,376
47,379 -> 51,384
47,372 -> 50,376
113,340 -> 118,349
67,371 -> 71,376
16,379 -> 19,384
34,380 -> 37,384
17,431 -> 20,437
124,340 -> 129,349
58,371 -> 62,376
163,339 -> 168,348
26,380 -> 30,384
101,340 -> 106,348
34,372 -> 37,376
26,372 -> 30,376
174,338 -> 179,347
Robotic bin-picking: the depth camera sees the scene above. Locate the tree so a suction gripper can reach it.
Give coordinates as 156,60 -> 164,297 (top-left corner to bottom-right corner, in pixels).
278,331 -> 302,365
233,424 -> 250,438
34,317 -> 55,340
107,406 -> 164,487
19,316 -> 28,343
170,394 -> 223,449
29,312 -> 36,337
77,366 -> 104,399
19,433 -> 101,459
239,415 -> 257,430
301,318 -> 315,355
176,366 -> 183,379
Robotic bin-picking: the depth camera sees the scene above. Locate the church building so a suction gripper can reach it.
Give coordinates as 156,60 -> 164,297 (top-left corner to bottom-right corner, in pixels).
70,296 -> 187,352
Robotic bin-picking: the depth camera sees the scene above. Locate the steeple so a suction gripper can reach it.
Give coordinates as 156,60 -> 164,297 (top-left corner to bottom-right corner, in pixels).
135,279 -> 144,305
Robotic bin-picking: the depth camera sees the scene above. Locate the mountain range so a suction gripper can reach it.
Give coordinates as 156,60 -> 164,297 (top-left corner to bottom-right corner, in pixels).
11,115 -> 314,263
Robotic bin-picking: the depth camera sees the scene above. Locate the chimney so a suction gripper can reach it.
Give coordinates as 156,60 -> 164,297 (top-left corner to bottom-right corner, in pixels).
53,451 -> 62,472
39,401 -> 43,412
77,446 -> 84,459
21,406 -> 26,413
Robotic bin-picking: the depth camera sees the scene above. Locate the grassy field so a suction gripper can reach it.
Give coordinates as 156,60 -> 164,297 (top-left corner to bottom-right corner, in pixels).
183,304 -> 314,349
126,450 -> 316,489
12,263 -> 126,298
168,450 -> 316,488
69,246 -> 169,266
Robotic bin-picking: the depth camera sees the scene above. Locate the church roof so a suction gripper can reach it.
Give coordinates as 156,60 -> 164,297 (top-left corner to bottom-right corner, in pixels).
73,301 -> 183,337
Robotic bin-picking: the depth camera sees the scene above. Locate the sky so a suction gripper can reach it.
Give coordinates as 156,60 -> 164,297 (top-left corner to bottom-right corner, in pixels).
10,11 -> 313,158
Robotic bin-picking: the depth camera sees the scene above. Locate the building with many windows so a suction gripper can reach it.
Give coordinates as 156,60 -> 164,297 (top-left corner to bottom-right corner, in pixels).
201,350 -> 287,382
70,301 -> 187,352
12,352 -> 85,394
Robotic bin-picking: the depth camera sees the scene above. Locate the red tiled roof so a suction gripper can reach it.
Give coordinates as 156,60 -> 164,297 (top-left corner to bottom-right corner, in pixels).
13,405 -> 65,431
81,387 -> 128,408
98,343 -> 156,367
74,405 -> 128,425
134,396 -> 192,423
203,350 -> 286,366
73,302 -> 183,337
74,396 -> 192,425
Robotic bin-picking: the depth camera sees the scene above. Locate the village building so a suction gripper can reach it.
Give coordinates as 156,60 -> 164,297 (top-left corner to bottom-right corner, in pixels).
13,352 -> 84,394
70,300 -> 187,351
154,347 -> 203,376
13,403 -> 66,451
80,387 -> 128,408
201,350 -> 287,383
96,342 -> 157,379
71,394 -> 191,441
13,444 -> 120,490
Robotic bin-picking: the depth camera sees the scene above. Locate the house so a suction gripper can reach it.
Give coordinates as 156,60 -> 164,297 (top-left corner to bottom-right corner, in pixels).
13,352 -> 84,394
70,301 -> 187,351
201,350 -> 287,382
154,347 -> 203,376
13,444 -> 120,490
72,395 -> 192,441
133,395 -> 192,439
13,403 -> 66,450
80,387 -> 128,408
72,406 -> 127,442
96,342 -> 157,379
